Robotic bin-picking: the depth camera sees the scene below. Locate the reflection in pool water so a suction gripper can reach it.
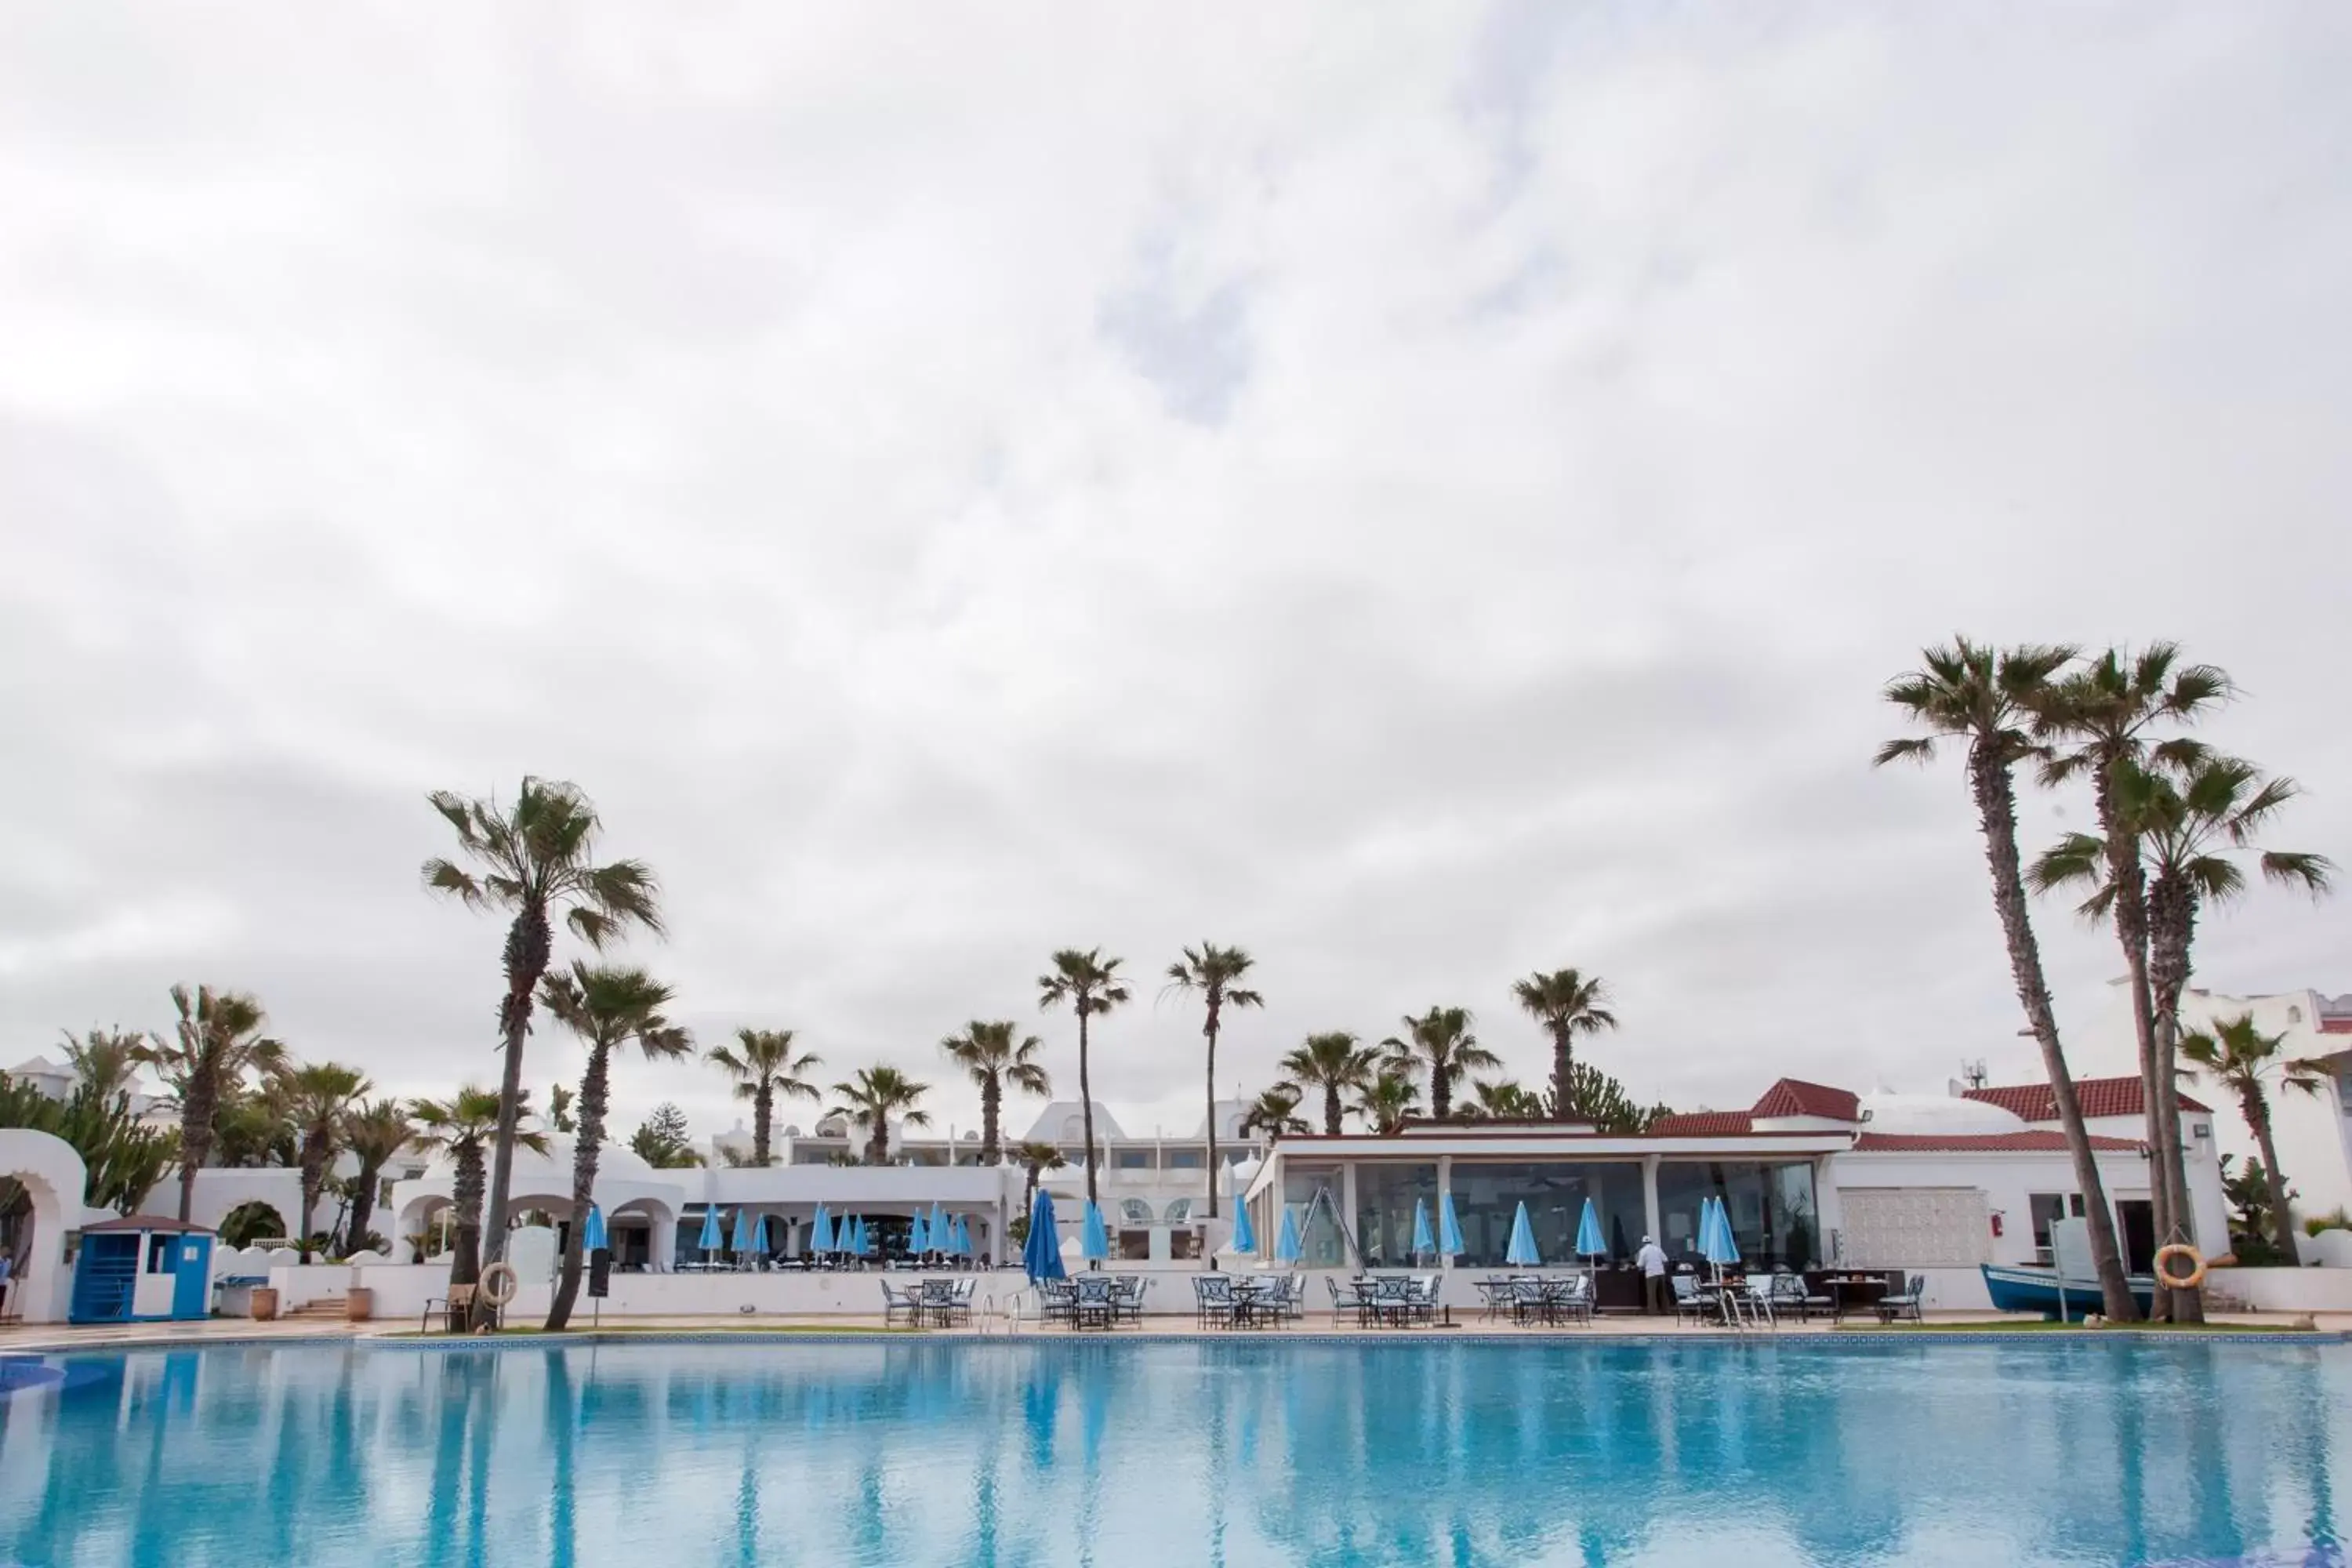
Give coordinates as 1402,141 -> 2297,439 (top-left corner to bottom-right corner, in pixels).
0,1338 -> 2345,1566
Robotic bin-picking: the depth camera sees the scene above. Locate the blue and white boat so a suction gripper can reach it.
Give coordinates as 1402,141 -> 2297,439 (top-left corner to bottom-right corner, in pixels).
1980,1262 -> 2158,1320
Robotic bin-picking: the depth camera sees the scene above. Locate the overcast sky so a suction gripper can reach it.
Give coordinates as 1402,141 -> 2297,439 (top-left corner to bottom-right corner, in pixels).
4,3 -> 2350,1149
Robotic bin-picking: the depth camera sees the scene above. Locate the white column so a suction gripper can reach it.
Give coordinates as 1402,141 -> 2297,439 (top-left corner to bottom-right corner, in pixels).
1642,1155 -> 1662,1244
1341,1163 -> 1359,1263
1436,1156 -> 1454,1271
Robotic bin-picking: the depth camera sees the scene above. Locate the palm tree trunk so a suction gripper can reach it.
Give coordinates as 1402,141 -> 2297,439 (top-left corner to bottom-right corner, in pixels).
450,1147 -> 485,1289
867,1117 -> 887,1167
752,1083 -> 772,1167
2146,874 -> 2205,1322
981,1079 -> 1000,1167
2097,771 -> 2173,1319
478,903 -> 550,1328
1205,996 -> 1221,1218
2248,1095 -> 2302,1265
546,1046 -> 609,1331
1549,1026 -> 1572,1121
298,1135 -> 328,1261
347,1160 -> 382,1254
176,1068 -> 218,1224
1322,1083 -> 1342,1136
1431,1065 -> 1450,1123
1969,742 -> 2140,1320
1078,1009 -> 1098,1209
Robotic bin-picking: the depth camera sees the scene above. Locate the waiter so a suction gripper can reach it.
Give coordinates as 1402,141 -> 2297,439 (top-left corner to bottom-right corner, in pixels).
1635,1234 -> 1670,1314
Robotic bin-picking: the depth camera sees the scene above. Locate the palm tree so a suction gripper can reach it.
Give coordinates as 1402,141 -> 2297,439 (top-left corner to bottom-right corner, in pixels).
276,1061 -> 372,1259
1353,1072 -> 1422,1135
59,1027 -> 147,1103
1280,1033 -> 1377,1135
1240,1084 -> 1308,1139
830,1066 -> 931,1166
1379,1007 -> 1496,1123
1163,943 -> 1264,1216
2181,1014 -> 2329,1265
1877,637 -> 2139,1321
1037,948 -> 1130,1207
131,985 -> 285,1222
341,1098 -> 414,1254
1010,1139 -> 1066,1214
1512,969 -> 1617,1119
412,1087 -> 549,1292
940,1022 -> 1051,1167
549,1083 -> 576,1134
539,962 -> 695,1330
2032,643 -> 2229,1315
1464,1078 -> 1548,1121
422,777 -> 663,1300
706,1029 -> 822,1167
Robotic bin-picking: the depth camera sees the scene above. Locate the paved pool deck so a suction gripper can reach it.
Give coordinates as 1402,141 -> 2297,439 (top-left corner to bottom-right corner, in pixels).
6,1308 -> 2346,1353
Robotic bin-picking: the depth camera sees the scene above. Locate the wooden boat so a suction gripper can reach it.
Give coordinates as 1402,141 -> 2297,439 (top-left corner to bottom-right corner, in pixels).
1980,1263 -> 2158,1320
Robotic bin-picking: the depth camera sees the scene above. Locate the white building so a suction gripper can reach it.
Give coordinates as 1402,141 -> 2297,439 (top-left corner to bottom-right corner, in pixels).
2085,984 -> 2352,1228
4,1054 -> 171,1124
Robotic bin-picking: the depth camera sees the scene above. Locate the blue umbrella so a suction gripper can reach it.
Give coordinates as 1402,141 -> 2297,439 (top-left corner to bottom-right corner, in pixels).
697,1206 -> 724,1255
732,1208 -> 757,1256
1024,1190 -> 1066,1283
1438,1193 -> 1465,1257
953,1215 -> 973,1257
1504,1201 -> 1541,1267
851,1216 -> 870,1257
1411,1197 -> 1436,1258
1276,1206 -> 1304,1264
1080,1200 -> 1110,1263
1702,1196 -> 1741,1269
1229,1192 -> 1258,1256
581,1204 -> 608,1253
909,1211 -> 930,1254
809,1205 -> 834,1254
1575,1198 -> 1607,1261
931,1202 -> 951,1249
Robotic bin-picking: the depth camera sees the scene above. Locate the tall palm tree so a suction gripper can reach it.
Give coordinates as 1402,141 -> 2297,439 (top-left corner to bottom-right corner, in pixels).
1240,1084 -> 1308,1139
830,1066 -> 932,1167
59,1027 -> 147,1104
549,1083 -> 576,1134
2032,643 -> 2229,1315
1010,1139 -> 1066,1215
1380,1007 -> 1496,1123
341,1098 -> 415,1254
1037,948 -> 1130,1208
131,985 -> 285,1222
706,1029 -> 822,1167
1163,943 -> 1264,1217
539,962 -> 695,1330
1877,638 -> 2139,1321
940,1022 -> 1051,1167
1464,1078 -> 1548,1121
2181,1014 -> 2329,1265
1353,1071 -> 1422,1135
1512,969 -> 1617,1119
276,1061 -> 372,1259
412,1087 -> 548,1291
1280,1033 -> 1377,1135
422,777 -> 663,1304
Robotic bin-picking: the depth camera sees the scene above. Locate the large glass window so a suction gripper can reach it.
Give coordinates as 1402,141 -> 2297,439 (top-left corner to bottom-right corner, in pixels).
1655,1160 -> 1819,1272
1167,1150 -> 1205,1170
1115,1150 -> 1152,1170
1447,1162 -> 1646,1269
1280,1163 -> 1348,1269
1353,1163 -> 1439,1268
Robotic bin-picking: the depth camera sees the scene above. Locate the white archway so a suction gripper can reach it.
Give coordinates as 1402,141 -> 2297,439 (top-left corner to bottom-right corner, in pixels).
0,1128 -> 87,1324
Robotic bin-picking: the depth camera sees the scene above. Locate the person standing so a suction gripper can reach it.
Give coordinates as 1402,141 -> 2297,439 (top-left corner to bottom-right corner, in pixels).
1635,1234 -> 1669,1314
0,1247 -> 16,1322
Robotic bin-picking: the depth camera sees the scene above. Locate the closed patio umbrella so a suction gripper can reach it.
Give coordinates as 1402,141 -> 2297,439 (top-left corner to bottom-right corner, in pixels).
1701,1197 -> 1741,1273
1080,1200 -> 1111,1265
909,1211 -> 930,1254
1504,1201 -> 1542,1267
1411,1197 -> 1436,1259
732,1209 -> 757,1259
809,1205 -> 834,1254
1575,1198 -> 1607,1264
1024,1191 -> 1066,1283
1439,1193 -> 1465,1258
698,1207 -> 724,1258
851,1216 -> 870,1257
931,1203 -> 951,1249
1276,1206 -> 1304,1265
952,1215 -> 972,1257
1228,1192 -> 1257,1258
582,1204 -> 608,1254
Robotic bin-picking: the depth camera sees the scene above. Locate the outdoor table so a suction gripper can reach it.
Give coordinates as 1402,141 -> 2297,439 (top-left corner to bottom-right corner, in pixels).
1230,1278 -> 1277,1328
1824,1275 -> 1889,1322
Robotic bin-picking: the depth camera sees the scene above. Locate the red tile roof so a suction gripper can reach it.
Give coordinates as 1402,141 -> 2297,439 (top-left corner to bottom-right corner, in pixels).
1962,1076 -> 2207,1121
1852,1131 -> 2143,1154
1749,1078 -> 1860,1121
2321,1018 -> 2352,1035
1646,1110 -> 1755,1137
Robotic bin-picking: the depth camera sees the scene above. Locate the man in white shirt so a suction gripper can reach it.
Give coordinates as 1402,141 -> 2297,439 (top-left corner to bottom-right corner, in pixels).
1635,1235 -> 1670,1314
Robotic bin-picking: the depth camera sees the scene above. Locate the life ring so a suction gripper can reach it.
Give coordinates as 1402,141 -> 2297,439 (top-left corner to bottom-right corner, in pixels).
477,1261 -> 520,1306
2152,1243 -> 2206,1290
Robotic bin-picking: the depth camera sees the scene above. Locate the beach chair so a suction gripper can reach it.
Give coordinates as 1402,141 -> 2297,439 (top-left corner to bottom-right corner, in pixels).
1875,1274 -> 1927,1323
1194,1273 -> 1237,1330
422,1282 -> 476,1334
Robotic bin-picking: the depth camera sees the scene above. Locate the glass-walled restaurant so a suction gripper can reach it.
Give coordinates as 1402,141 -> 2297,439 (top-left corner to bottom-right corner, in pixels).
1255,1156 -> 1821,1273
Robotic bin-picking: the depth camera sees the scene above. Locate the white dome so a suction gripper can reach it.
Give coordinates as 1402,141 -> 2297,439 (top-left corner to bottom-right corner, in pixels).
1857,1093 -> 2027,1137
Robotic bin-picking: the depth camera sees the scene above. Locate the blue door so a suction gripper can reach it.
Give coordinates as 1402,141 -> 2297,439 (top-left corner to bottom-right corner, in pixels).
70,1234 -> 141,1323
171,1235 -> 212,1319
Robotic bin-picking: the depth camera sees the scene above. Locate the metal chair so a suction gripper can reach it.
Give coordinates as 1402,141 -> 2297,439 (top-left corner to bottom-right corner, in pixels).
879,1279 -> 918,1326
1326,1275 -> 1368,1327
1875,1274 -> 1927,1323
1194,1272 -> 1237,1330
1073,1273 -> 1117,1331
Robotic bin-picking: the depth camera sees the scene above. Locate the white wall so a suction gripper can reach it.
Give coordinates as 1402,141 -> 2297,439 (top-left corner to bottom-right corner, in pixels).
2207,1265 -> 2352,1312
0,1127 -> 85,1324
139,1167 -> 307,1237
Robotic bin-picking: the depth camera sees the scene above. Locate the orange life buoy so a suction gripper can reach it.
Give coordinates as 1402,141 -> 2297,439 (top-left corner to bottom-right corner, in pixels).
477,1261 -> 521,1306
2152,1243 -> 2206,1290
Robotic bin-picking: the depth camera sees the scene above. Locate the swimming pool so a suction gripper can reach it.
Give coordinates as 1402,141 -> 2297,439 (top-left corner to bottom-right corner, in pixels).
1,1337 -> 2344,1566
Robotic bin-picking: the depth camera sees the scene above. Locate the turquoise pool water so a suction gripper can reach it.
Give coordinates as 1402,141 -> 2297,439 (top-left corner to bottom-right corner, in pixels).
1,1338 -> 2345,1566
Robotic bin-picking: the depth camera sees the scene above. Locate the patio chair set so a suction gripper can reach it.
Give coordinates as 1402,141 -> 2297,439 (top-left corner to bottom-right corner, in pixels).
1039,1274 -> 1150,1331
1669,1270 -> 1843,1328
1472,1274 -> 1596,1327
878,1277 -> 978,1327
1327,1273 -> 1446,1328
1192,1272 -> 1304,1329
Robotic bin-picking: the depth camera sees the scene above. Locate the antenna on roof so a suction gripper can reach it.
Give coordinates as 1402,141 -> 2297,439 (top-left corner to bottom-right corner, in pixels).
1960,1058 -> 1990,1090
